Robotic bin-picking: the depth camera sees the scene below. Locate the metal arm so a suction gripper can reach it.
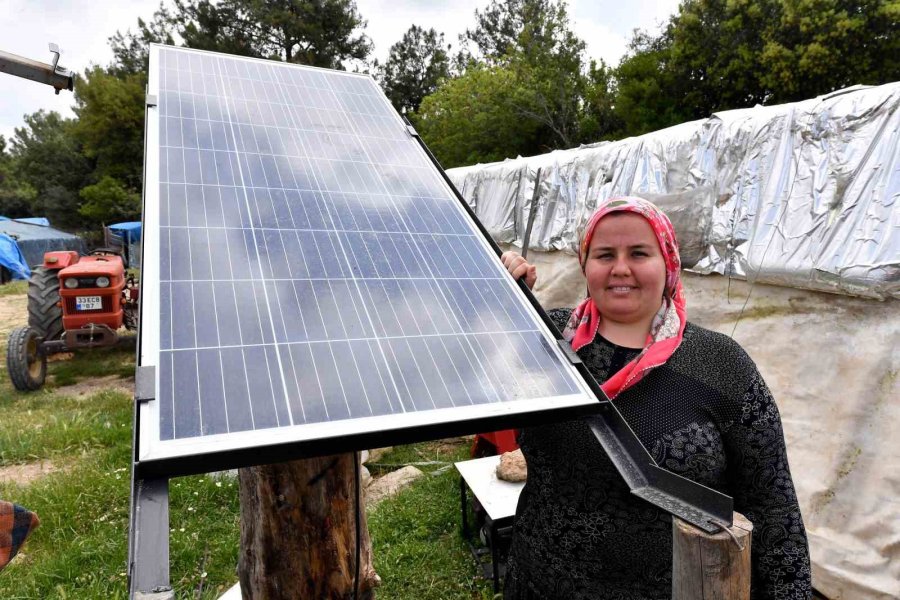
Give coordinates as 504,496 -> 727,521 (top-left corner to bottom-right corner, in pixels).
0,43 -> 75,94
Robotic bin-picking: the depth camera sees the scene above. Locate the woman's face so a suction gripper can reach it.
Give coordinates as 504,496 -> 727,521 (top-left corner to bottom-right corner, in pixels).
584,212 -> 667,328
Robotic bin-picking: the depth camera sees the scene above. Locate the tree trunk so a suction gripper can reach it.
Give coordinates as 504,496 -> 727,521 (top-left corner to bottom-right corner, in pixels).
238,454 -> 379,599
672,511 -> 753,600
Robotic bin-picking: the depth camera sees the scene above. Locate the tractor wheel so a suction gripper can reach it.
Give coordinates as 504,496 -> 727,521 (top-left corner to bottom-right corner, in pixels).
6,326 -> 47,392
27,266 -> 63,340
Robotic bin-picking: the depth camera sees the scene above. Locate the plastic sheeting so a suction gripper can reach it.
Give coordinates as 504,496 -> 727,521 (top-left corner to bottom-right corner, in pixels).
0,220 -> 86,270
108,221 -> 142,269
0,234 -> 31,280
0,216 -> 51,227
447,82 -> 900,299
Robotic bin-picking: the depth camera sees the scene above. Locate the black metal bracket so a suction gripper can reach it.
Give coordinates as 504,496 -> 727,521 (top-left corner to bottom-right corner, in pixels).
135,365 -> 155,403
586,404 -> 733,533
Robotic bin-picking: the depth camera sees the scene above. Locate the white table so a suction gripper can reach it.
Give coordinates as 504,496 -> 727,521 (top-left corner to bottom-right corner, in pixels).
455,455 -> 525,591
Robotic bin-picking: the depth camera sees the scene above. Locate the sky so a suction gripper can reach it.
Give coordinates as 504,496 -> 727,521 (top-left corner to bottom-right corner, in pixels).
0,0 -> 679,142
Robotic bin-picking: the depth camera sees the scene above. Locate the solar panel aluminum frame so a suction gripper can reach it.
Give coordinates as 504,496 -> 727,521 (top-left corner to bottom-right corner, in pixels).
135,44 -> 604,479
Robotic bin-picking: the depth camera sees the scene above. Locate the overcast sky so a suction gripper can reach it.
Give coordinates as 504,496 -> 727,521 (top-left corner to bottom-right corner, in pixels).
0,0 -> 678,141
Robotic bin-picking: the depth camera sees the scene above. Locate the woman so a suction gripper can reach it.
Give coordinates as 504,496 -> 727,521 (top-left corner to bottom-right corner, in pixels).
500,197 -> 811,600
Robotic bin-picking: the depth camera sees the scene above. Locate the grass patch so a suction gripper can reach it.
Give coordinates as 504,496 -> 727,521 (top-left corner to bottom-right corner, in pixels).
0,281 -> 28,297
46,343 -> 136,388
0,389 -> 240,599
368,441 -> 495,600
0,391 -> 131,465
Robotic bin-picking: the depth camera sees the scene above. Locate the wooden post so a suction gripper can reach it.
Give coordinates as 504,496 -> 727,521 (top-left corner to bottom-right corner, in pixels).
672,512 -> 753,600
238,454 -> 380,599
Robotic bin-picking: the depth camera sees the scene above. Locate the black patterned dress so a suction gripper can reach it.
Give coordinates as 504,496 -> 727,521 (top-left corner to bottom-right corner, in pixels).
504,308 -> 811,600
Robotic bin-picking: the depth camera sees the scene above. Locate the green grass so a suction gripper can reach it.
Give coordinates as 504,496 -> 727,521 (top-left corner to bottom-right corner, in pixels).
368,443 -> 496,600
0,390 -> 131,464
44,343 -> 136,387
0,281 -> 28,297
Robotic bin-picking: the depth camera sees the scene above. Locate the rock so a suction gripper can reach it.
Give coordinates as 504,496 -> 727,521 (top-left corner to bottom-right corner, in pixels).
365,465 -> 424,507
365,447 -> 392,464
496,449 -> 527,482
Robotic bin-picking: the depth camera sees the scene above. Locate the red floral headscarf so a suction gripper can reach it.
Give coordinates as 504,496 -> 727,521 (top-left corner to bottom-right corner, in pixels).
562,196 -> 686,399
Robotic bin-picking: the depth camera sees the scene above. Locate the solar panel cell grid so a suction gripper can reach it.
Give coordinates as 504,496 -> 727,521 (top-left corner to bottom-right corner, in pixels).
141,46 -> 595,466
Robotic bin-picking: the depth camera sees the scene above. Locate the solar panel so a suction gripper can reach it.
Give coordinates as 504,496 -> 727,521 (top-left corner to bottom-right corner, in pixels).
137,45 -> 600,477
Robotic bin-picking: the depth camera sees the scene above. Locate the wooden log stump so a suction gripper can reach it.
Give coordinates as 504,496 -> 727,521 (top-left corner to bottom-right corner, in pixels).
238,454 -> 380,599
672,512 -> 753,600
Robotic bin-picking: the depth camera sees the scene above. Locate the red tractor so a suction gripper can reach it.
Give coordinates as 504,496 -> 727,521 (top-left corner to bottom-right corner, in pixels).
6,250 -> 139,391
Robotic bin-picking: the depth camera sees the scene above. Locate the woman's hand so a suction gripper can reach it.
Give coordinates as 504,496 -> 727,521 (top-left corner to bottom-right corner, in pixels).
501,251 -> 537,290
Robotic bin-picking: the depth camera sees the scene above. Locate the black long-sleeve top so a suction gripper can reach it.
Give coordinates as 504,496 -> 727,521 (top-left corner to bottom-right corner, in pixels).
504,308 -> 811,600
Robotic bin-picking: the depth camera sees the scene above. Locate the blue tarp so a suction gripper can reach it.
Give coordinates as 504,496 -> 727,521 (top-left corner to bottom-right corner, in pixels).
108,222 -> 142,268
0,233 -> 31,280
0,216 -> 51,227
108,221 -> 142,238
0,220 -> 86,273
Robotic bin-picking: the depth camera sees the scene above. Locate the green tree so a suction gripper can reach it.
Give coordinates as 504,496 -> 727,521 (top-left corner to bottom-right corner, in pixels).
505,4 -> 587,149
108,2 -> 177,76
614,31 -> 691,136
377,25 -> 451,114
0,136 -> 37,218
615,0 -> 900,135
578,60 -> 623,143
461,0 -> 566,63
73,67 -> 146,191
759,0 -> 900,102
174,0 -> 373,68
455,0 -> 590,150
416,64 -> 545,168
79,176 -> 142,224
6,112 -> 91,228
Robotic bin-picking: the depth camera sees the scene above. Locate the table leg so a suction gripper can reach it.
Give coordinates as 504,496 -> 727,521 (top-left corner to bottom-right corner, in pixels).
489,520 -> 500,593
460,477 -> 468,538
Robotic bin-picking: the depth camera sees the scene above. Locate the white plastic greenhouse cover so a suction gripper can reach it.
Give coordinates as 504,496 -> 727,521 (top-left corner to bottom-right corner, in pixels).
447,82 -> 900,300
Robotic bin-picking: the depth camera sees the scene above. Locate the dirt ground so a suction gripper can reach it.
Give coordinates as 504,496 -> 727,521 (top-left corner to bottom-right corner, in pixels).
53,374 -> 134,398
0,294 -> 27,340
0,460 -> 62,486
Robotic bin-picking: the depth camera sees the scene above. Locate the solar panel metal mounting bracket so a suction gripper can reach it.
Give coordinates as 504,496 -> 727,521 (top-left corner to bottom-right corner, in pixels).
134,366 -> 156,403
128,476 -> 172,599
556,339 -> 582,364
145,93 -> 158,108
585,404 -> 733,534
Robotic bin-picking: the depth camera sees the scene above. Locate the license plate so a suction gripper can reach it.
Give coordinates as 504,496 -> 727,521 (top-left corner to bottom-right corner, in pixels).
76,296 -> 103,311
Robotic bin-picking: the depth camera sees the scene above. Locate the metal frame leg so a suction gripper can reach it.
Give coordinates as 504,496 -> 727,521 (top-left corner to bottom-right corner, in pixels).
128,476 -> 173,600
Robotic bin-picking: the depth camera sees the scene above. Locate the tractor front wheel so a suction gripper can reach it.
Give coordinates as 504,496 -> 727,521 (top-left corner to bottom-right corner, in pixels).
7,326 -> 47,392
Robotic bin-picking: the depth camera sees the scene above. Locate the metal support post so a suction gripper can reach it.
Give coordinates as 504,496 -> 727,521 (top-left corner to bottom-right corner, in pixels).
128,476 -> 174,600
